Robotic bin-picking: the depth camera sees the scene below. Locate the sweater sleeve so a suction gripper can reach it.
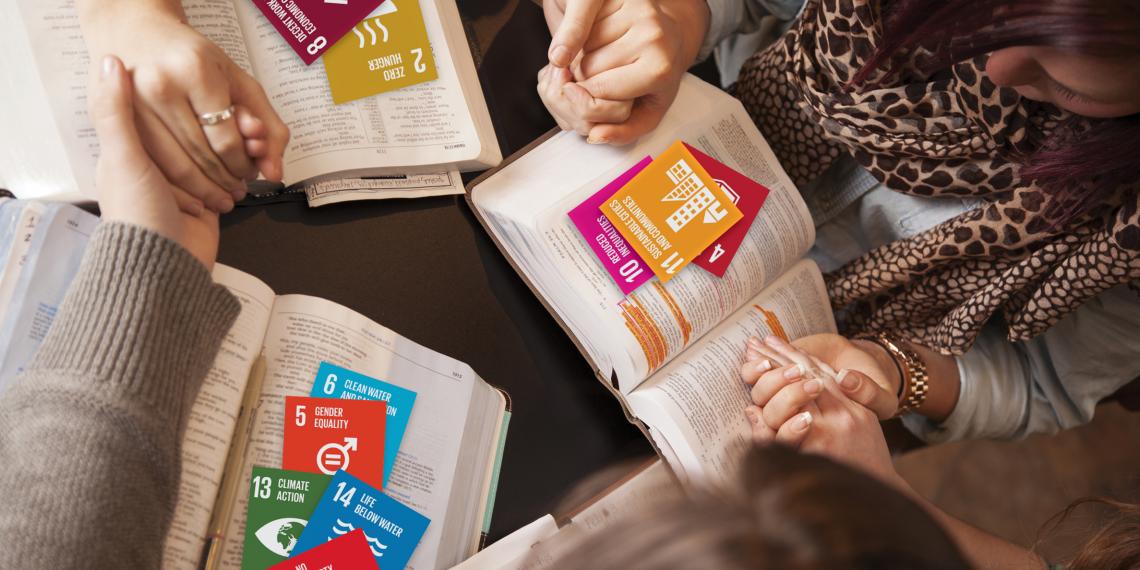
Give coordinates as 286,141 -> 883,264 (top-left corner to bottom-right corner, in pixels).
0,222 -> 240,569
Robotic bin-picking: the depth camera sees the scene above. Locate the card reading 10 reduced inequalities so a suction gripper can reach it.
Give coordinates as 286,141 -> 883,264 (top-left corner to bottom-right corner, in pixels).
603,141 -> 743,282
241,467 -> 331,569
323,0 -> 439,104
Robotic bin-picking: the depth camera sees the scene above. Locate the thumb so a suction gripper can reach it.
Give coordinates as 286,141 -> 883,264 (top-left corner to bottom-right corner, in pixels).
89,55 -> 146,163
836,369 -> 898,420
549,0 -> 603,68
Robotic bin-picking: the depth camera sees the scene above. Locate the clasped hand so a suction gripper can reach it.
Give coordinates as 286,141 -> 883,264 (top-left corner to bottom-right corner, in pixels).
539,0 -> 709,145
740,334 -> 905,485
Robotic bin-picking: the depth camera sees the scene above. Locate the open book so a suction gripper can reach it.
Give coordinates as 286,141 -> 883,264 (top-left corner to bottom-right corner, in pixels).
165,265 -> 510,570
0,202 -> 510,569
1,0 -> 500,206
468,75 -> 835,485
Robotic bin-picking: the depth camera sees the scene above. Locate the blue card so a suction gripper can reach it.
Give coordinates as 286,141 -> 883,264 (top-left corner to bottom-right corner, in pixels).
312,362 -> 417,486
295,470 -> 430,569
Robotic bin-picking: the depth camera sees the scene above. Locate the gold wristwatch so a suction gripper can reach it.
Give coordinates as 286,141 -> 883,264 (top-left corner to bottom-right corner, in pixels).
857,332 -> 929,417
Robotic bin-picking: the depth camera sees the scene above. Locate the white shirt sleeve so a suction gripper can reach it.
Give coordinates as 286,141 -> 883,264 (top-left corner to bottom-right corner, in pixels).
697,0 -> 805,61
903,285 -> 1140,443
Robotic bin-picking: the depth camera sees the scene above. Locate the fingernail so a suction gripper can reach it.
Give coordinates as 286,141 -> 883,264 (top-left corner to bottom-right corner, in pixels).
837,369 -> 859,390
753,359 -> 772,374
745,349 -> 762,361
586,136 -> 608,145
102,55 -> 116,78
747,336 -> 763,349
744,408 -> 761,425
793,411 -> 813,431
765,335 -> 786,346
803,378 -> 822,395
783,364 -> 804,380
550,45 -> 569,66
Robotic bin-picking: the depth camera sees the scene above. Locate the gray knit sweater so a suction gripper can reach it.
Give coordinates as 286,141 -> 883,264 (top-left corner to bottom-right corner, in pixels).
0,222 -> 240,568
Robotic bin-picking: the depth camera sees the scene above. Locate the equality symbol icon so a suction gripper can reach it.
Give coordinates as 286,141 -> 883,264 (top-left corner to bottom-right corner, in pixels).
316,437 -> 358,475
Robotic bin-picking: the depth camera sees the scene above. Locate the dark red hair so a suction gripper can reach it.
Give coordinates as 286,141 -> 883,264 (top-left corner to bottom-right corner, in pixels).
853,0 -> 1140,228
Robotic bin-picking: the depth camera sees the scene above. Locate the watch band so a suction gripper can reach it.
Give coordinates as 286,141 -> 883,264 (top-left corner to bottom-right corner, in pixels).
857,332 -> 929,417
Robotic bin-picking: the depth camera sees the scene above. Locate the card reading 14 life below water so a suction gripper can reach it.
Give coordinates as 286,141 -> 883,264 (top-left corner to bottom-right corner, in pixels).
241,467 -> 331,569
250,0 -> 384,64
323,0 -> 439,103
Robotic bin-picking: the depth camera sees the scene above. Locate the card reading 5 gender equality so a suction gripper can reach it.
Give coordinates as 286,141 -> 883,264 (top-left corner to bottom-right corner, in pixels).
604,141 -> 743,282
323,0 -> 439,104
241,467 -> 331,570
312,362 -> 417,487
249,0 -> 384,64
268,529 -> 379,570
296,470 -> 430,569
569,157 -> 654,295
283,396 -> 386,489
683,144 -> 770,277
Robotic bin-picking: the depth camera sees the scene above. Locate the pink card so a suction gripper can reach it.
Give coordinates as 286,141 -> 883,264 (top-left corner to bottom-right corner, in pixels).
249,0 -> 385,64
685,144 -> 770,277
569,157 -> 654,295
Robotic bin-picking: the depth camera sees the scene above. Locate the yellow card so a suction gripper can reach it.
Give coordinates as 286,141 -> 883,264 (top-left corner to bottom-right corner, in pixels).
603,141 -> 743,282
322,0 -> 439,104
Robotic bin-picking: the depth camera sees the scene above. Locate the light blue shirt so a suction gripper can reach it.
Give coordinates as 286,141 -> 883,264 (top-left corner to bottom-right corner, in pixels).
806,158 -> 1140,442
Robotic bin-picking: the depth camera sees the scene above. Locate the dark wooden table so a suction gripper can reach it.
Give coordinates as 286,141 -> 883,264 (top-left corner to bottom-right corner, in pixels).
218,0 -> 654,541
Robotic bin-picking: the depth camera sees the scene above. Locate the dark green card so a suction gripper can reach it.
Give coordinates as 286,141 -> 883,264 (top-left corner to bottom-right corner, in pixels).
240,467 -> 331,569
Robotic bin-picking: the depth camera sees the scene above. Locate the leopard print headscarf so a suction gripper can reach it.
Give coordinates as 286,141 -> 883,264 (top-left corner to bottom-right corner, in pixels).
734,0 -> 1140,355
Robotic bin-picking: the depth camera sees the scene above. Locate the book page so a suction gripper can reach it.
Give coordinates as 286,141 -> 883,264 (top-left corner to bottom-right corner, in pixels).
162,264 -> 275,570
625,260 -> 836,484
217,294 -> 482,570
231,0 -> 485,184
472,76 -> 815,392
6,0 -> 255,198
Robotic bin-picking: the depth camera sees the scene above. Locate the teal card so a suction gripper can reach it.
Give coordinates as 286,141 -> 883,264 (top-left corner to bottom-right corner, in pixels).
311,362 -> 417,486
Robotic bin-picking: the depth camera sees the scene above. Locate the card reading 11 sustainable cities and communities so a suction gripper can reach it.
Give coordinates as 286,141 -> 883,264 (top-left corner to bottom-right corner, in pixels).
323,0 -> 439,103
241,467 -> 331,570
603,141 -> 743,282
250,0 -> 384,64
295,470 -> 431,569
283,396 -> 386,489
310,362 -> 417,487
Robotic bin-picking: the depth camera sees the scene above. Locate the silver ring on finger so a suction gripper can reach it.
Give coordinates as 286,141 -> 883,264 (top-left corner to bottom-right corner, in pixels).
198,105 -> 235,126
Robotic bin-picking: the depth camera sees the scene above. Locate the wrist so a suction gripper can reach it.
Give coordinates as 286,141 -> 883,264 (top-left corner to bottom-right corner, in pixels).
665,0 -> 711,68
853,338 -> 903,398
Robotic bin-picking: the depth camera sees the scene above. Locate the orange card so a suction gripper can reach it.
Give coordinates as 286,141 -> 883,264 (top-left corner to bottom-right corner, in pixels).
603,141 -> 743,281
283,396 -> 386,489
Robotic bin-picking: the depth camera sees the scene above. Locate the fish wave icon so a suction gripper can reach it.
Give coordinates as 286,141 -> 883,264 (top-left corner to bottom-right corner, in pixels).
329,519 -> 389,557
353,2 -> 399,48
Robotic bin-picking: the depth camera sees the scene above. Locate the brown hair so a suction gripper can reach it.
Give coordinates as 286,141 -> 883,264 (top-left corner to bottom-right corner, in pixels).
1044,497 -> 1140,569
543,444 -> 969,570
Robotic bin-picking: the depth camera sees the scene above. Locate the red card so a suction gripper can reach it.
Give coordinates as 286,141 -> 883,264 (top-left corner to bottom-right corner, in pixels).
283,396 -> 386,489
268,528 -> 380,570
685,144 -> 770,277
249,0 -> 385,64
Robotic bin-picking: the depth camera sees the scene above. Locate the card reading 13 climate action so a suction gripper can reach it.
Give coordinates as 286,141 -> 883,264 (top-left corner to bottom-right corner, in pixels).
603,141 -> 743,282
323,0 -> 439,104
311,362 -> 417,487
283,396 -> 386,489
267,529 -> 379,570
295,470 -> 431,569
241,467 -> 331,570
249,0 -> 384,64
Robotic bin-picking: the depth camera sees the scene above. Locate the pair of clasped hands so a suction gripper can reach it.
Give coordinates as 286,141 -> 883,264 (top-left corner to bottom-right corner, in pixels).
84,6 -> 289,270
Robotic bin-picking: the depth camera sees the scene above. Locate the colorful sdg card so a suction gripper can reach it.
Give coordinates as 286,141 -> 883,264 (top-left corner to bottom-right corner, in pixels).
267,528 -> 380,570
241,467 -> 331,569
322,0 -> 439,103
311,362 -> 417,487
283,396 -> 386,489
249,0 -> 384,64
295,470 -> 430,569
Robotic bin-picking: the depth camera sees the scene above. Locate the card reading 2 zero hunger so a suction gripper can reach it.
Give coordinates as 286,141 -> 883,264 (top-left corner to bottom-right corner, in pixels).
295,470 -> 430,569
249,0 -> 384,64
603,141 -> 743,282
241,467 -> 331,570
283,396 -> 386,489
323,0 -> 439,103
